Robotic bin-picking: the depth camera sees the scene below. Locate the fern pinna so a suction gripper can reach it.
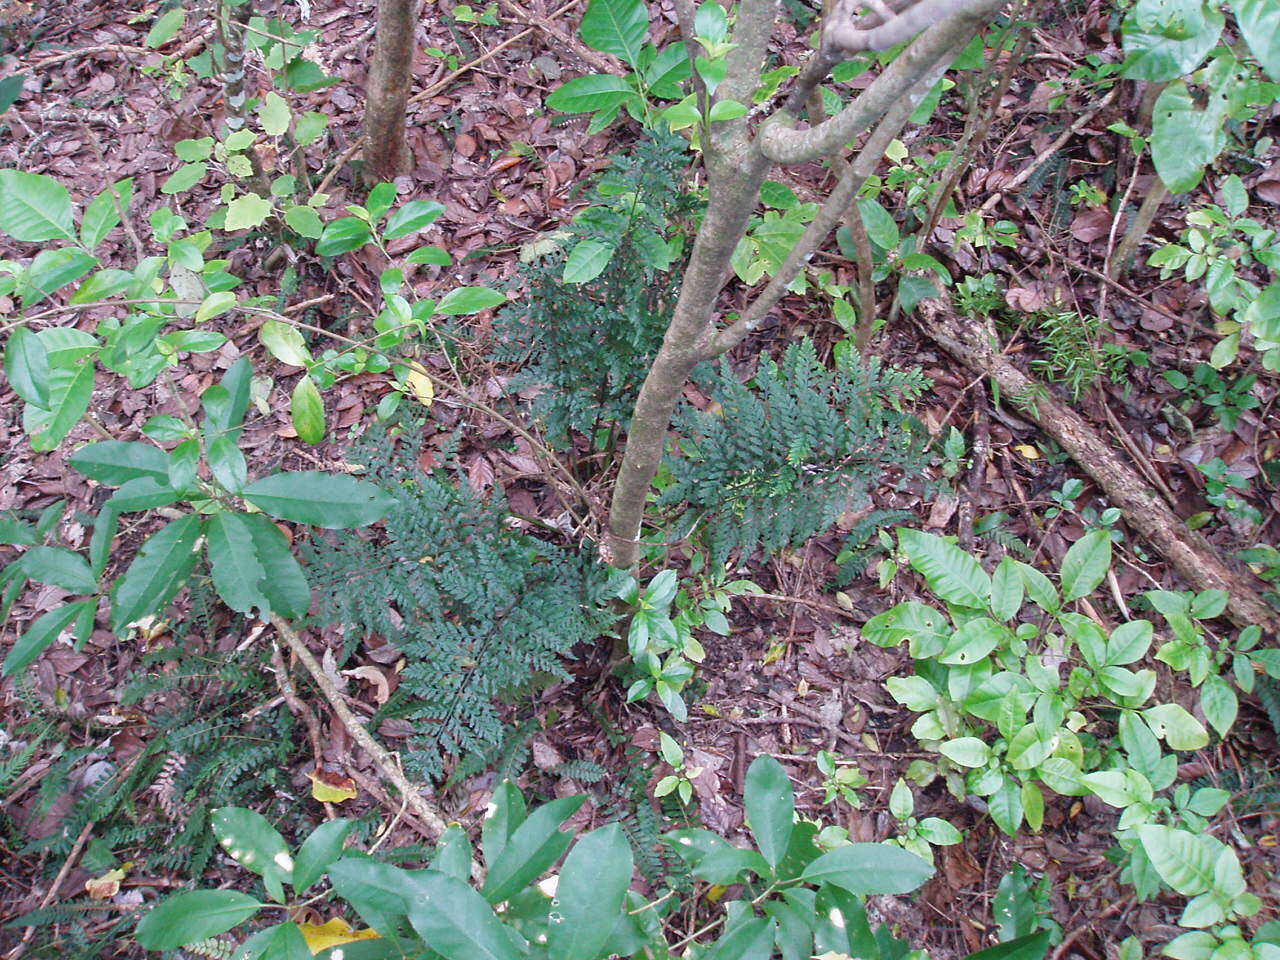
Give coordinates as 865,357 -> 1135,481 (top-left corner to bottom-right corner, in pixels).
661,340 -> 929,565
308,425 -> 615,780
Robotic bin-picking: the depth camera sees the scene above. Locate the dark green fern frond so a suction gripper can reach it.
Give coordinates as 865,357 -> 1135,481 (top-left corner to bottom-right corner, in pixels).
308,422 -> 617,781
663,340 -> 929,565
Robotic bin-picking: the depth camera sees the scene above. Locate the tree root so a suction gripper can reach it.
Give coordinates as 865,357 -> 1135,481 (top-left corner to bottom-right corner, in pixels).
918,300 -> 1280,635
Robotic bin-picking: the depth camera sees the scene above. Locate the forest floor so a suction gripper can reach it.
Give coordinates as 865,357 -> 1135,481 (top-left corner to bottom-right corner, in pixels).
1,0 -> 1279,957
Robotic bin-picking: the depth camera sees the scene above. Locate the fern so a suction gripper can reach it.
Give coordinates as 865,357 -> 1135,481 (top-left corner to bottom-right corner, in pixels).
662,340 -> 929,565
491,130 -> 696,446
833,509 -> 914,586
308,421 -> 617,780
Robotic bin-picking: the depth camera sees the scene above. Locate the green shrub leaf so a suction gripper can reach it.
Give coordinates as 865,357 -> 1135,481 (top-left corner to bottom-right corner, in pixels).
70,440 -> 170,486
579,0 -> 648,65
134,890 -> 262,950
290,375 -> 326,445
801,842 -> 933,894
1059,529 -> 1111,602
15,545 -> 97,594
0,170 -> 76,242
408,872 -> 522,960
110,514 -> 203,633
1136,824 -> 1217,895
548,823 -> 633,960
384,200 -> 445,239
3,600 -> 95,676
293,819 -> 354,894
546,74 -> 638,114
899,528 -> 990,608
4,326 -> 51,408
316,216 -> 373,256
744,755 -> 793,867
481,794 -> 585,904
242,472 -> 395,529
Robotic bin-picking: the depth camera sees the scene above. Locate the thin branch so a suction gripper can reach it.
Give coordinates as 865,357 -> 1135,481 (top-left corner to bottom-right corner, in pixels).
825,0 -> 997,54
759,0 -> 1002,165
708,30 -> 971,357
270,617 -> 470,859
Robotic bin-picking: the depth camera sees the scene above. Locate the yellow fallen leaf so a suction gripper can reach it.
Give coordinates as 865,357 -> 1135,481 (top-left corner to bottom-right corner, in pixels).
85,867 -> 126,900
404,368 -> 434,407
308,768 -> 358,804
1013,444 -> 1040,460
299,917 -> 381,954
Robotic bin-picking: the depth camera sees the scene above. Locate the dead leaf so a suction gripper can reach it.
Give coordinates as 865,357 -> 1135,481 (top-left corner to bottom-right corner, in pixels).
404,368 -> 434,407
1070,206 -> 1113,243
308,768 -> 358,803
298,917 -> 380,954
85,868 -> 125,900
1005,286 -> 1047,313
343,665 -> 390,705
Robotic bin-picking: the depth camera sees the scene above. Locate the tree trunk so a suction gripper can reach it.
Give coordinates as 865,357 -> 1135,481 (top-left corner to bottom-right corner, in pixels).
363,0 -> 417,187
603,0 -> 1003,568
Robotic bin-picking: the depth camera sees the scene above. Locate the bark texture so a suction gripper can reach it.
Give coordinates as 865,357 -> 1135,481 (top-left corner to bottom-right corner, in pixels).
920,300 -> 1280,635
363,0 -> 417,186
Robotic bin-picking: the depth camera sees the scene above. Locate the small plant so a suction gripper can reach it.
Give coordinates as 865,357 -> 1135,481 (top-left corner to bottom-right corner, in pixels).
1194,458 -> 1262,527
994,865 -> 1063,945
816,750 -> 869,808
129,759 -> 960,960
1163,363 -> 1260,432
1068,180 -> 1107,207
1028,310 -> 1133,402
886,778 -> 962,864
655,732 -> 702,806
954,272 -> 1005,316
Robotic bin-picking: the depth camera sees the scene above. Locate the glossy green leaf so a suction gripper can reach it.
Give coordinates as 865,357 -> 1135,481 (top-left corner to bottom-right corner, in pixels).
963,929 -> 1053,960
430,825 -> 474,882
259,319 -> 313,367
70,267 -> 135,304
579,0 -> 648,65
1121,0 -> 1222,81
242,472 -> 395,529
316,216 -> 373,256
4,325 -> 51,408
135,890 -> 262,950
1199,674 -> 1237,738
110,514 -> 203,633
3,600 -> 95,676
1143,702 -> 1209,751
211,807 -> 293,890
145,6 -> 186,47
69,440 -> 169,486
562,239 -> 615,284
938,617 -> 1005,665
328,858 -> 415,935
195,290 -> 237,322
225,193 -> 274,232
546,74 -> 638,114
435,286 -> 506,316
1136,824 -> 1216,895
284,821 -> 351,898
384,200 -> 445,240
237,512 -> 312,618
0,170 -> 76,242
202,357 -> 253,445
939,737 -> 990,768
481,794 -> 585,904
408,872 -> 522,960
899,528 -> 990,608
989,778 -> 1024,836
80,178 -> 133,250
801,842 -> 933,894
989,556 -> 1023,621
481,780 -> 527,865
290,375 -> 325,445
744,755 -> 793,867
24,248 -> 98,307
547,823 -> 633,960
1152,80 -> 1227,194
1059,529 -> 1111,602
206,512 -> 270,616
1231,0 -> 1280,79
15,545 -> 97,593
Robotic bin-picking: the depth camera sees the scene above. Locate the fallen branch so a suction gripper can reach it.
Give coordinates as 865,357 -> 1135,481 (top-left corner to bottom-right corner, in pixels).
269,616 -> 479,872
918,300 -> 1280,635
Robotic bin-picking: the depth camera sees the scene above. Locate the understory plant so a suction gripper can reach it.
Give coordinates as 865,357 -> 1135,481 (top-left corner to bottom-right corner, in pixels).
870,527 -> 1280,956
129,756 -> 1051,960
